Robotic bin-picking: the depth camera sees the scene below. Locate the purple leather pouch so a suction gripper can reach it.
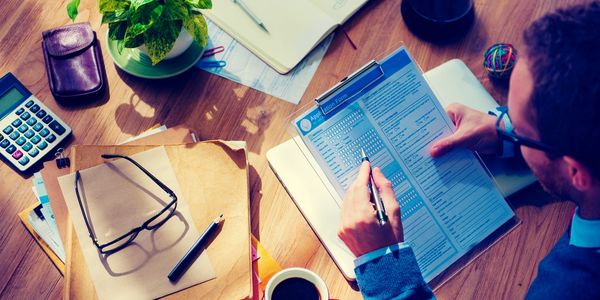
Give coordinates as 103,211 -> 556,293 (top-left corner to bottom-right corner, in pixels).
42,22 -> 106,104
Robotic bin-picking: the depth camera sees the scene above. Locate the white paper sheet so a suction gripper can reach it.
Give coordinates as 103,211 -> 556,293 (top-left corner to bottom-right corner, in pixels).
197,20 -> 333,104
33,173 -> 64,256
27,203 -> 66,263
58,147 -> 215,300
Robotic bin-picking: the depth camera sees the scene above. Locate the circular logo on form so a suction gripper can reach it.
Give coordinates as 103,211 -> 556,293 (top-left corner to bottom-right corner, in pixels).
300,119 -> 312,132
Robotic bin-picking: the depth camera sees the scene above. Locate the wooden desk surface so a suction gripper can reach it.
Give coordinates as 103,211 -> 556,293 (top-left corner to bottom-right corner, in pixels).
0,0 -> 589,298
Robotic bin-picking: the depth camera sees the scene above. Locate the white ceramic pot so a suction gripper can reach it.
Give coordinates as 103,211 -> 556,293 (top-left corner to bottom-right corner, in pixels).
138,28 -> 194,60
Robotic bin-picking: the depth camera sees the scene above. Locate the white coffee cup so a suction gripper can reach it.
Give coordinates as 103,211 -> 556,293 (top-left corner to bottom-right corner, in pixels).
265,267 -> 329,300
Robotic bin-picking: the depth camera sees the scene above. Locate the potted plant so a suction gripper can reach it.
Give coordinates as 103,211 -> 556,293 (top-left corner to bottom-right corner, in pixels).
67,0 -> 212,65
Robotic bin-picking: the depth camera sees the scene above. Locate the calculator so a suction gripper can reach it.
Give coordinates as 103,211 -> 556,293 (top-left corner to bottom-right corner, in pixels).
0,72 -> 71,172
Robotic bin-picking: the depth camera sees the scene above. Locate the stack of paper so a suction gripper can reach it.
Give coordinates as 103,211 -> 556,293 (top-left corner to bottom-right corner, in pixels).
18,126 -> 258,299
31,173 -> 65,261
18,126 -> 174,273
197,20 -> 333,104
59,147 -> 216,300
18,173 -> 67,274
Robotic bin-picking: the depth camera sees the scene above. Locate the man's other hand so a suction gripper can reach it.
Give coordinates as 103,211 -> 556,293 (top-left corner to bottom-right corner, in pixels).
338,161 -> 403,257
429,103 -> 501,157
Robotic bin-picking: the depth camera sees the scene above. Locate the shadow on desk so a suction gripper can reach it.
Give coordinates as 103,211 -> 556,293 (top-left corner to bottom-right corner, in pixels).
113,67 -> 215,135
114,65 -> 277,156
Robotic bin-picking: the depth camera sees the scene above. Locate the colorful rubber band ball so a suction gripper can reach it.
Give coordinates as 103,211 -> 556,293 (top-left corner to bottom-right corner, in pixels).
483,43 -> 518,79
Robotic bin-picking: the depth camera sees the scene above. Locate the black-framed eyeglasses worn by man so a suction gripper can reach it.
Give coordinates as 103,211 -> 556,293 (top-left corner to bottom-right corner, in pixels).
74,154 -> 178,254
491,106 -> 563,155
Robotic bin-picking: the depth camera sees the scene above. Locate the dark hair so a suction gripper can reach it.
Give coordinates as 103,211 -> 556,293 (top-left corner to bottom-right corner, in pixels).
523,2 -> 600,175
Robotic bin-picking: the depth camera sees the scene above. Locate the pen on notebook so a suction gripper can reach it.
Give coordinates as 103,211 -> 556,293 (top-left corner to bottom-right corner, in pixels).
360,148 -> 388,226
168,214 -> 223,282
233,0 -> 269,33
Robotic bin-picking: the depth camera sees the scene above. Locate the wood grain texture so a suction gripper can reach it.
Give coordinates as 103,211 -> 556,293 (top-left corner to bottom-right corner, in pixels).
0,0 -> 591,299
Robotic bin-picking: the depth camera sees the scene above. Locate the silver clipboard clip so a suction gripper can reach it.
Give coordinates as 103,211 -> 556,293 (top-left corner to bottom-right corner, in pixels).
315,60 -> 385,116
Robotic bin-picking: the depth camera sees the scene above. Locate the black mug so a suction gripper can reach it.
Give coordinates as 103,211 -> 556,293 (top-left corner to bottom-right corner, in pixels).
401,0 -> 475,42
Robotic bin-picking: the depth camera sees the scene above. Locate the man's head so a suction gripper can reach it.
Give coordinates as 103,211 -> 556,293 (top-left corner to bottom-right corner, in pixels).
507,2 -> 600,205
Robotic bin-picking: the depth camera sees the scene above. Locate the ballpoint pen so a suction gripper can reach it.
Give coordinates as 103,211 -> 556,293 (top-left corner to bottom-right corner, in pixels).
360,148 -> 388,226
233,0 -> 269,33
168,214 -> 223,282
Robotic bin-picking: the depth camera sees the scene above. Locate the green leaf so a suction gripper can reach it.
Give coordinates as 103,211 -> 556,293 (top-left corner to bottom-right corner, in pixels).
66,0 -> 80,21
130,0 -> 155,10
108,21 -> 127,40
124,31 -> 144,47
123,2 -> 163,42
144,19 -> 182,64
183,13 -> 208,48
164,0 -> 189,20
117,39 -> 125,54
125,23 -> 147,38
186,0 -> 212,9
99,0 -> 130,13
101,10 -> 130,24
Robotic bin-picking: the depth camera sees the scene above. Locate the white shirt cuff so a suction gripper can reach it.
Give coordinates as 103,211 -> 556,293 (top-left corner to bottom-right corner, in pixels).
354,243 -> 411,267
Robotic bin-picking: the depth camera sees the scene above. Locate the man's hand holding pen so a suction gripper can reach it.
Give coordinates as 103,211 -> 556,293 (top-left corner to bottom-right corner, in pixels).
338,161 -> 404,257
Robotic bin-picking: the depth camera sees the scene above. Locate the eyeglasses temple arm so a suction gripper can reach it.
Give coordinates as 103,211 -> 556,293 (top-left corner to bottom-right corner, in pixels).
75,171 -> 100,245
101,154 -> 177,198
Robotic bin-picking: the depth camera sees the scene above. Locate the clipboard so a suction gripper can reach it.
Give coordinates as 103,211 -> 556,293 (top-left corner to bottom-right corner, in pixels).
269,45 -> 527,286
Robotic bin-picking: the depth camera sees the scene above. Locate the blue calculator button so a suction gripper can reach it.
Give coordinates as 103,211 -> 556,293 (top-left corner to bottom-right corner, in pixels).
15,136 -> 26,146
46,134 -> 56,143
0,139 -> 9,148
6,144 -> 16,154
11,119 -> 22,127
36,110 -> 47,119
37,141 -> 48,150
30,135 -> 41,144
24,129 -> 34,139
25,100 -> 34,108
20,112 -> 31,120
42,115 -> 53,124
9,131 -> 19,140
16,108 -> 25,115
18,156 -> 30,166
49,121 -> 66,135
26,118 -> 37,126
22,142 -> 32,152
18,124 -> 28,133
0,134 -> 3,142
29,148 -> 39,157
30,104 -> 40,113
33,123 -> 43,132
3,126 -> 13,134
39,128 -> 49,137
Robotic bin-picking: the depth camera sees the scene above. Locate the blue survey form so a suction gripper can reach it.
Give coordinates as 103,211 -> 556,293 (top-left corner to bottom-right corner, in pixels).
293,47 -> 514,281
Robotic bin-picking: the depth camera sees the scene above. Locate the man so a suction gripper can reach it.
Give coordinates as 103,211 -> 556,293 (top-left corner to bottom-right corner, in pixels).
338,2 -> 600,299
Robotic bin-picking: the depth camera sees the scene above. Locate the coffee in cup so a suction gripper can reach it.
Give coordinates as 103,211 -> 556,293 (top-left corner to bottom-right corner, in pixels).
265,268 -> 328,300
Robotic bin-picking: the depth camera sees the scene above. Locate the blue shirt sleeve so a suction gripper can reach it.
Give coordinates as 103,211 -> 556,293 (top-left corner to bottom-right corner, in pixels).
354,244 -> 435,300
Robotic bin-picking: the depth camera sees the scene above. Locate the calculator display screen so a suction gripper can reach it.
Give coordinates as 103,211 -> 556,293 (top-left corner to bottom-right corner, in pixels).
0,87 -> 25,118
